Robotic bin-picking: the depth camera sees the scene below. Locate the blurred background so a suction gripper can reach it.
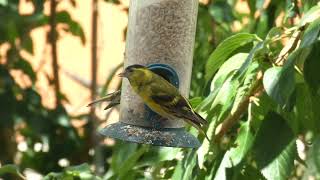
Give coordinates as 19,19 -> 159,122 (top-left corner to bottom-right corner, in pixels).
0,0 -> 319,179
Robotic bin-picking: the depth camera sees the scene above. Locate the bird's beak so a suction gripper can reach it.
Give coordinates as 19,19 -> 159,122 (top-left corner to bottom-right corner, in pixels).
118,72 -> 126,77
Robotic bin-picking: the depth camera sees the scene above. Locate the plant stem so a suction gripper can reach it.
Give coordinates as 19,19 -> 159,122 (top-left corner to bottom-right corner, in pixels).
215,72 -> 264,140
49,0 -> 60,106
90,0 -> 104,175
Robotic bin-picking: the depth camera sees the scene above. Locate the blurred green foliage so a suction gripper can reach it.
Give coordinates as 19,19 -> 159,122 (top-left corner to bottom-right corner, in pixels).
1,0 -> 320,180
0,0 -> 96,178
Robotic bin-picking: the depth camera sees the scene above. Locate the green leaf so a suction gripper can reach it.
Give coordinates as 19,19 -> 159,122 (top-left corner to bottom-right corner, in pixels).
263,66 -> 294,107
138,147 -> 180,166
197,53 -> 248,118
311,137 -> 320,172
117,146 -> 148,179
263,47 -> 299,107
172,150 -> 198,180
213,150 -> 234,180
0,0 -> 8,6
260,141 -> 297,180
300,18 -> 320,49
181,150 -> 197,180
104,0 -> 121,4
231,61 -> 260,113
229,122 -> 254,166
171,157 -> 184,179
213,122 -> 255,180
205,33 -> 258,82
189,97 -> 203,108
252,112 -> 296,180
237,165 -> 266,180
299,4 -> 320,26
0,164 -> 25,179
110,142 -> 138,172
100,63 -> 123,97
44,163 -> 101,180
304,42 -> 320,93
21,36 -> 34,54
13,58 -> 36,83
210,53 -> 249,90
68,21 -> 86,44
209,2 -> 235,23
65,164 -> 93,179
234,42 -> 265,79
295,18 -> 320,69
56,11 -> 86,44
294,83 -> 320,133
303,135 -> 320,179
211,75 -> 240,122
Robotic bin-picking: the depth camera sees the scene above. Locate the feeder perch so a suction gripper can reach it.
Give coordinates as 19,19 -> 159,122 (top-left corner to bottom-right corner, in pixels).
100,0 -> 199,148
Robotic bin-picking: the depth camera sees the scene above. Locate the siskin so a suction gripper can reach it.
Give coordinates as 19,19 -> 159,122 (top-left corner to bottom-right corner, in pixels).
87,90 -> 121,110
119,64 -> 209,140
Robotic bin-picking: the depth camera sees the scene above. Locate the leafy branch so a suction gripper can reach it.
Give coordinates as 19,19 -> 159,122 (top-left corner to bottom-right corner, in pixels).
214,25 -> 306,140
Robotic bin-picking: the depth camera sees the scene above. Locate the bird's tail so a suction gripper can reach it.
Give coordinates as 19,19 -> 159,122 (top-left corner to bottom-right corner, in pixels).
87,90 -> 120,110
194,111 -> 208,125
184,112 -> 210,141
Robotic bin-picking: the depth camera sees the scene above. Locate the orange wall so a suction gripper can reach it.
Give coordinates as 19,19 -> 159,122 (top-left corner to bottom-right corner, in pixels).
17,1 -> 128,121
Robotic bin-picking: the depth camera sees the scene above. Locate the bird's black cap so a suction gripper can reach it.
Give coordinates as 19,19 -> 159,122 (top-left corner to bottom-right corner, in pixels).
125,64 -> 146,71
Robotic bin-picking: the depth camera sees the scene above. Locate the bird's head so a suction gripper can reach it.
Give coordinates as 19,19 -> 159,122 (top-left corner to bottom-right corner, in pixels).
118,64 -> 152,84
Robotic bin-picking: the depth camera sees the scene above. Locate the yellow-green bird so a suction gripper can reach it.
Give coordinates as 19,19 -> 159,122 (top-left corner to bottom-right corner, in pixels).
119,64 -> 209,140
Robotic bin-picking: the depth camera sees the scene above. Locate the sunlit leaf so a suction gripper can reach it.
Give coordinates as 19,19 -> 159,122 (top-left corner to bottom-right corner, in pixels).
213,150 -> 234,180
299,5 -> 320,26
0,164 -> 25,179
303,135 -> 320,179
13,58 -> 36,83
234,42 -> 264,79
197,53 -> 248,117
229,122 -> 254,166
263,49 -> 297,107
231,61 -> 259,113
311,136 -> 320,175
0,0 -> 8,6
205,33 -> 258,82
300,19 -> 320,49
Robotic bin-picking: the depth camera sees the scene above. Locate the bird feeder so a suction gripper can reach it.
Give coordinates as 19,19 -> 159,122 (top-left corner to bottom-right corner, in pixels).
100,0 -> 199,148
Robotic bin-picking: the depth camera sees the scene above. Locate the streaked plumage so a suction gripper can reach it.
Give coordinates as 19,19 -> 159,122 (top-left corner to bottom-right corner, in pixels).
87,90 -> 120,110
120,64 -> 209,140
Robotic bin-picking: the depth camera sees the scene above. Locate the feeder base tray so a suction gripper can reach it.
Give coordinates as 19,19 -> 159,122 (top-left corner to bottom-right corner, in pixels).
99,122 -> 200,148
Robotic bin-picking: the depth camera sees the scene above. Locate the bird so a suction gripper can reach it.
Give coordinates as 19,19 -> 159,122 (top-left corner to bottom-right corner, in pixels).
87,90 -> 121,110
118,64 -> 209,140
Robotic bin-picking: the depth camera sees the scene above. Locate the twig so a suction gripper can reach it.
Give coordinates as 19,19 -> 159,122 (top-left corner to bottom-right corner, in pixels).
90,0 -> 105,175
274,30 -> 302,65
214,26 -> 305,140
49,0 -> 60,106
215,73 -> 264,141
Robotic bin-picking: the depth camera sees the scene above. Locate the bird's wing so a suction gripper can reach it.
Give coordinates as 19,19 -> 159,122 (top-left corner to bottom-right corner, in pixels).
150,91 -> 207,126
87,90 -> 121,110
148,75 -> 208,126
